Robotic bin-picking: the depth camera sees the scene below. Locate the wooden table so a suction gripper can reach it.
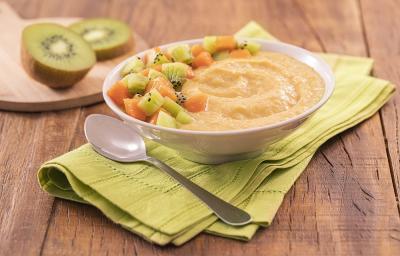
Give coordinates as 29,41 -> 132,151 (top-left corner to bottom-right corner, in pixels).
1,0 -> 399,255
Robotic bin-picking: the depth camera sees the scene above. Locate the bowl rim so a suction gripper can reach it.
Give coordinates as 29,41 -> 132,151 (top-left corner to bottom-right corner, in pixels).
103,38 -> 335,136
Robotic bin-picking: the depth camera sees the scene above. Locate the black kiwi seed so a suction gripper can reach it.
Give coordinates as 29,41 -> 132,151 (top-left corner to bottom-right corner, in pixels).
239,40 -> 248,49
171,79 -> 183,90
175,91 -> 187,105
41,35 -> 76,60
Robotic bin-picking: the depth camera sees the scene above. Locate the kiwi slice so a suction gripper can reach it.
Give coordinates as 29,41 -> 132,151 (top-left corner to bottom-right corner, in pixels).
21,23 -> 96,88
69,18 -> 133,60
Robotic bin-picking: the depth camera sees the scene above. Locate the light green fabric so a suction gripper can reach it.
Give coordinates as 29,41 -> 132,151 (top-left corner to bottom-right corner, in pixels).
37,21 -> 395,246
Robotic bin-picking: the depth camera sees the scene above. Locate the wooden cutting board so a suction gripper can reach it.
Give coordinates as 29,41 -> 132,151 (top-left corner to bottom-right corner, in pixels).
0,2 -> 149,112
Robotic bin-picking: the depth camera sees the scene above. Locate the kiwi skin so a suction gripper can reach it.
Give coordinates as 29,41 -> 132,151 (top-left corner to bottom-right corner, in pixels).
96,35 -> 134,61
21,45 -> 93,88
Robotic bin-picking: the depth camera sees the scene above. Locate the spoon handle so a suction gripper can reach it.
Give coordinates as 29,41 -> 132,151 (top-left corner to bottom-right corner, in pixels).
144,157 -> 252,226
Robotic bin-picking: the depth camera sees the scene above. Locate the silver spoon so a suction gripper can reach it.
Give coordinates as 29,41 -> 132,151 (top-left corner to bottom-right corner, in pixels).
84,114 -> 252,226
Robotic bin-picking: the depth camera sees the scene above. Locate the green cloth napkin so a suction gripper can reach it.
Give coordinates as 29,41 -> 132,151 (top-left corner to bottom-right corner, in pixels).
37,21 -> 395,246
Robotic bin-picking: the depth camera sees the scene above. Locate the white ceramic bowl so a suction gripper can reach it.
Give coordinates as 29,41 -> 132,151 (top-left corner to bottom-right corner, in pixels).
103,39 -> 335,164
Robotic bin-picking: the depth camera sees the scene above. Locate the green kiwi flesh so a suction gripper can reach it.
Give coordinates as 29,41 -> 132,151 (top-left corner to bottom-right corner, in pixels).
122,73 -> 149,94
161,62 -> 189,89
21,23 -> 96,88
69,18 -> 133,60
162,96 -> 183,116
120,57 -> 144,77
156,110 -> 177,128
138,89 -> 165,116
176,110 -> 193,124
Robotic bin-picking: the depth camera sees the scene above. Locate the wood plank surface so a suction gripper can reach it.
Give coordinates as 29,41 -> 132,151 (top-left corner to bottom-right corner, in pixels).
0,2 -> 149,112
0,0 -> 399,255
360,0 -> 400,212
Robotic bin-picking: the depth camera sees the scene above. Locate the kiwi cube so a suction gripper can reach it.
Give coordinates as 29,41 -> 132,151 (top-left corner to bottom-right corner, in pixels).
153,53 -> 170,65
147,69 -> 166,80
203,36 -> 217,54
138,89 -> 165,116
121,57 -> 145,77
122,73 -> 149,94
213,51 -> 230,61
167,44 -> 193,64
176,110 -> 193,124
238,40 -> 261,55
161,62 -> 189,89
146,49 -> 170,67
175,91 -> 187,105
156,110 -> 177,128
162,97 -> 183,117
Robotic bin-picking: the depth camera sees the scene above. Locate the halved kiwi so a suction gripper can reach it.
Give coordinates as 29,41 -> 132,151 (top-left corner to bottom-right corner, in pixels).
21,23 -> 96,88
69,18 -> 133,60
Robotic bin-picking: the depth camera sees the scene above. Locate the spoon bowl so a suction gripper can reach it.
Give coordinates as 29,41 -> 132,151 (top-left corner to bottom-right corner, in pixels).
84,114 -> 147,162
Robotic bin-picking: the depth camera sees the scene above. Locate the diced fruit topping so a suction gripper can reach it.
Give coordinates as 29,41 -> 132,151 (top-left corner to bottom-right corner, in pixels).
215,36 -> 237,51
162,96 -> 184,116
184,94 -> 208,112
186,68 -> 195,79
203,36 -> 217,54
175,91 -> 187,105
176,110 -> 193,124
145,49 -> 170,67
161,62 -> 191,89
145,77 -> 177,101
122,73 -> 149,94
138,89 -> 165,116
147,68 -> 166,80
237,40 -> 261,55
152,64 -> 162,72
192,51 -> 214,69
107,81 -> 131,107
108,35 -> 262,129
230,49 -> 252,58
191,44 -> 205,57
167,44 -> 193,64
120,57 -> 145,77
147,109 -> 161,124
123,98 -> 146,121
213,50 -> 230,61
141,68 -> 150,76
156,110 -> 177,128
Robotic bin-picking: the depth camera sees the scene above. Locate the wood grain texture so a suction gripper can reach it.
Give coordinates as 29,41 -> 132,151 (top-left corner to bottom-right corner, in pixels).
0,0 -> 399,255
360,0 -> 400,213
0,2 -> 148,112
